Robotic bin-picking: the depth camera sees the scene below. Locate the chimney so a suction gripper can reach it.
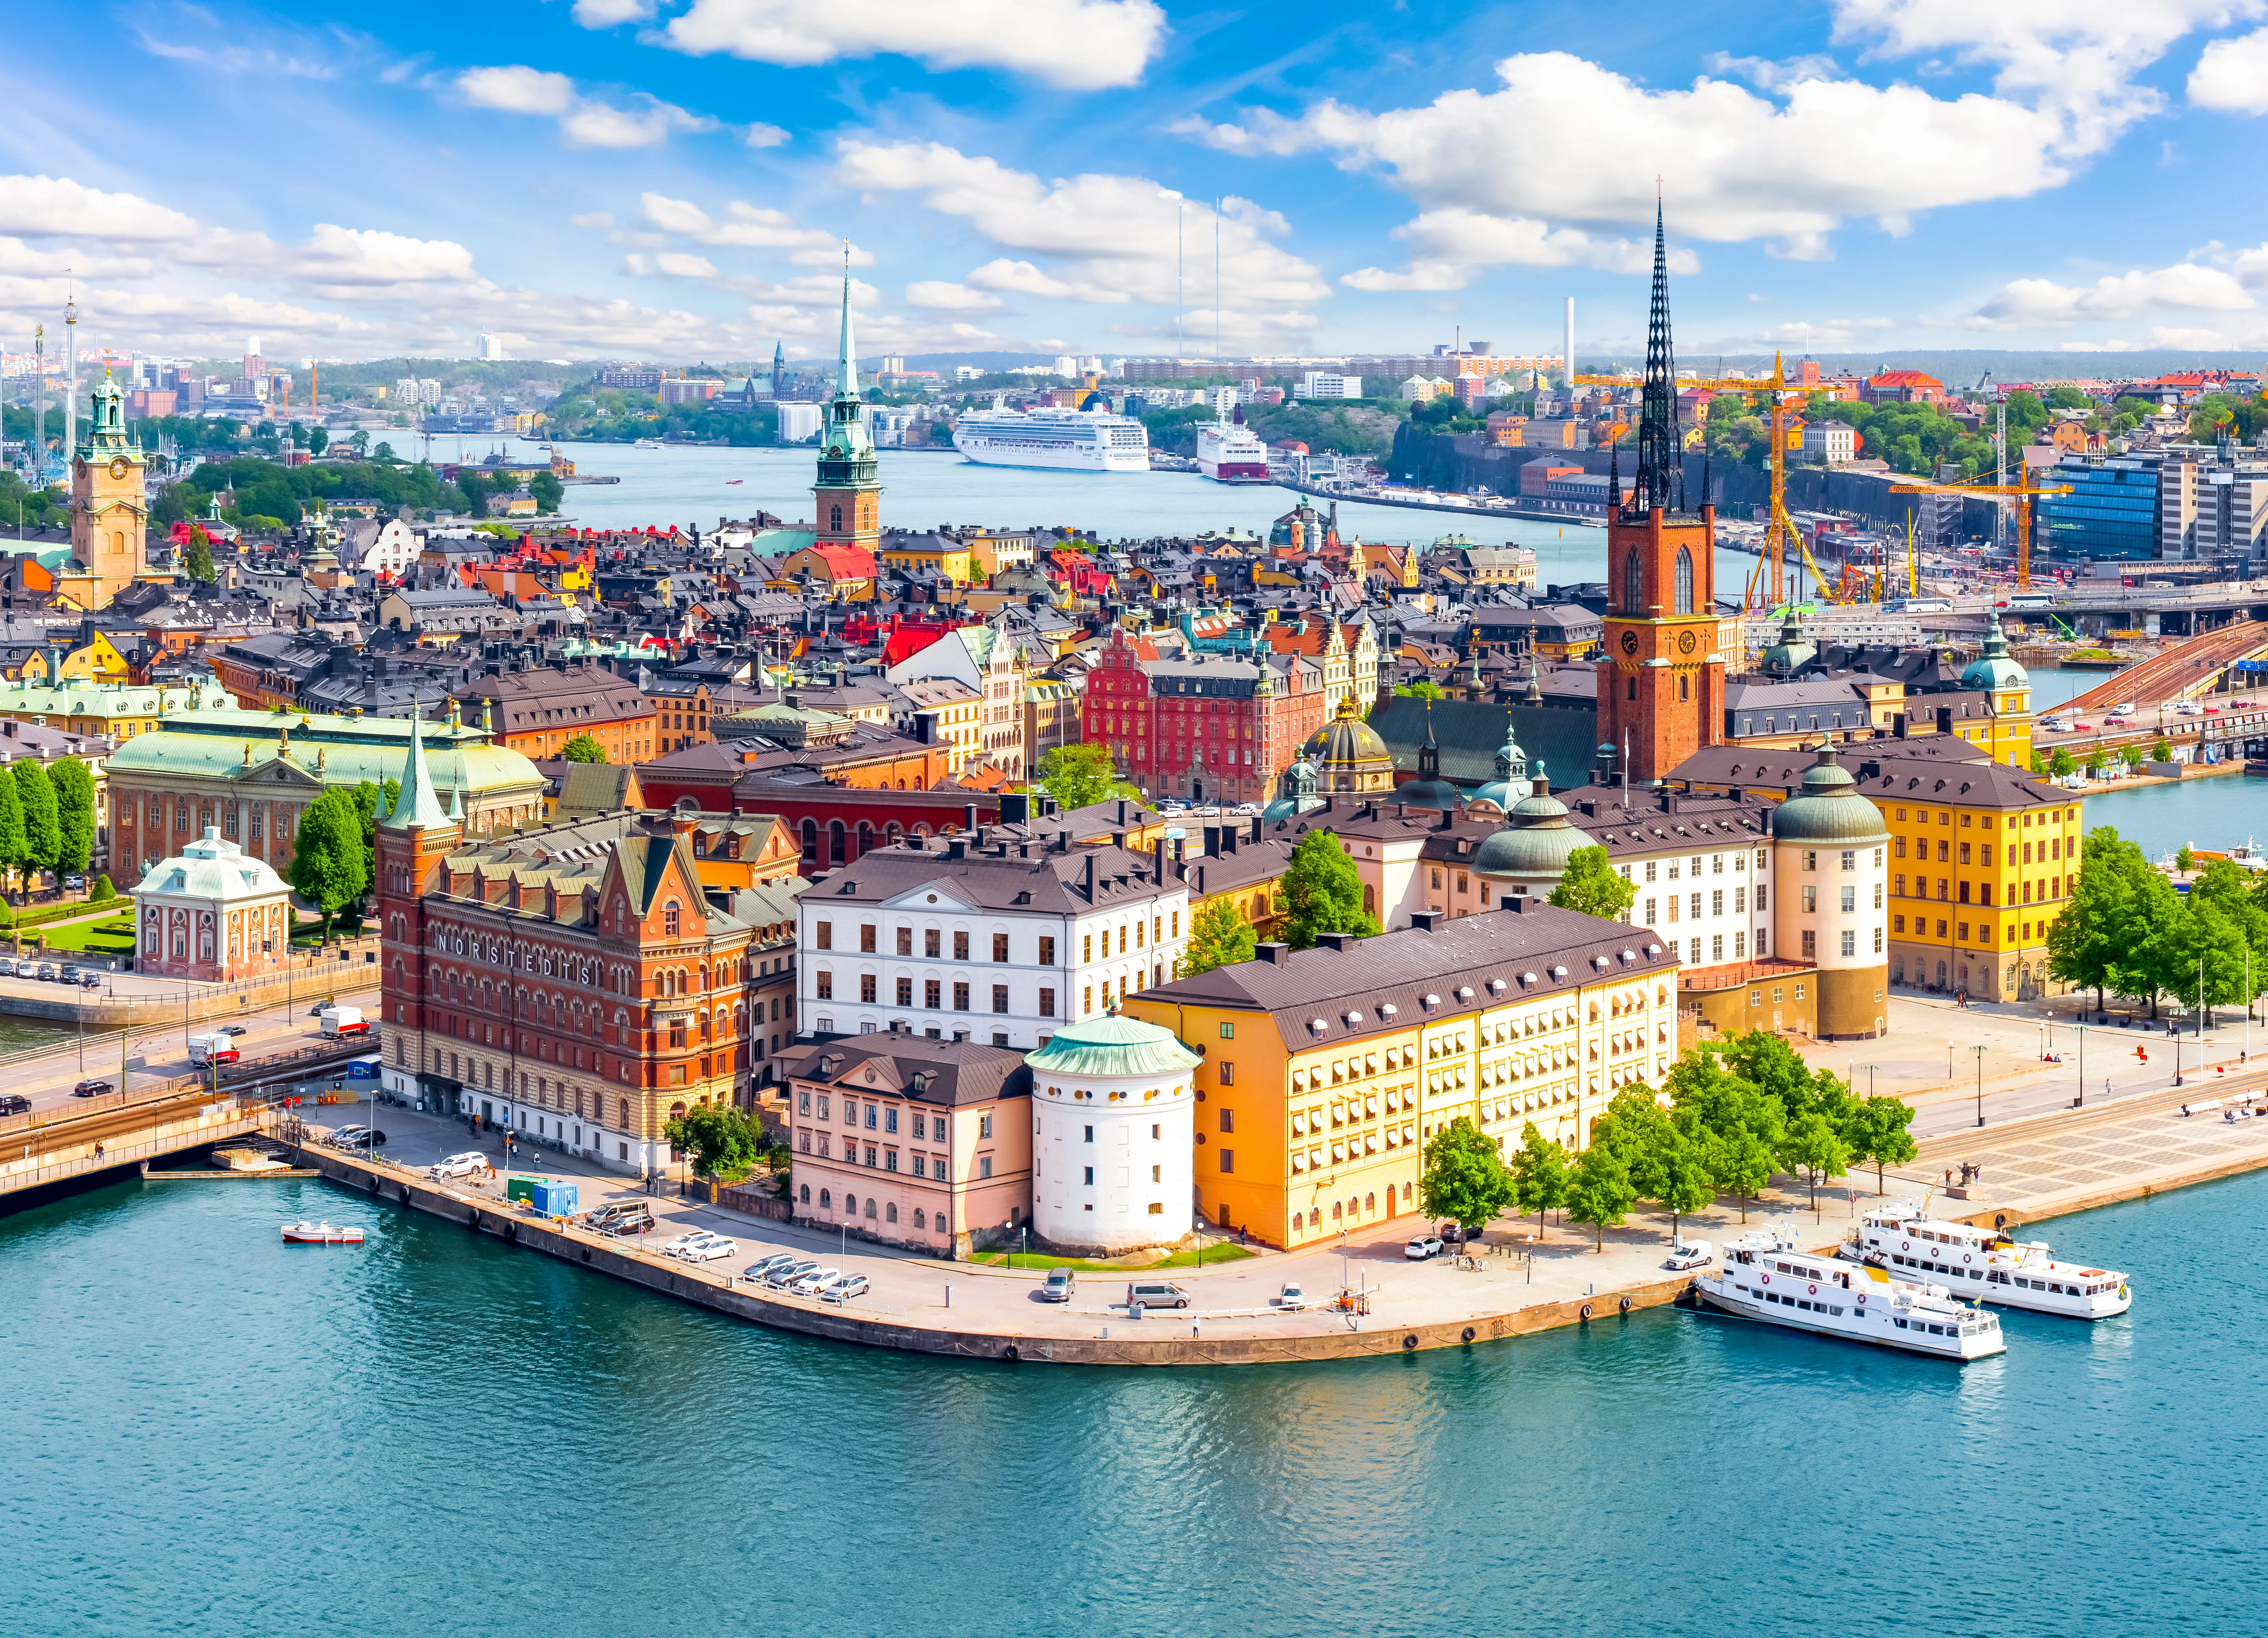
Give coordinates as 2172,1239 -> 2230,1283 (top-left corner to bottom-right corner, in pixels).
946,837 -> 966,860
1504,893 -> 1528,913
1409,910 -> 1442,932
1203,824 -> 1220,857
963,802 -> 979,834
1084,851 -> 1096,897
1315,931 -> 1356,952
1254,942 -> 1289,964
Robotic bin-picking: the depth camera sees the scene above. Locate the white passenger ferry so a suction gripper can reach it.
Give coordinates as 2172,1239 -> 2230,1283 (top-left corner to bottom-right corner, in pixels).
1843,1201 -> 2131,1319
1695,1228 -> 2006,1360
1195,412 -> 1268,482
951,406 -> 1149,473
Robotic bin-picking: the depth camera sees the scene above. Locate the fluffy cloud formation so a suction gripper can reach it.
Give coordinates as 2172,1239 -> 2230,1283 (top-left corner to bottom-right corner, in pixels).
904,280 -> 1004,310
835,139 -> 1326,347
1942,243 -> 2268,344
1340,209 -> 1694,291
2189,25 -> 2268,111
0,174 -> 202,242
616,0 -> 1166,90
454,65 -> 714,148
636,192 -> 853,265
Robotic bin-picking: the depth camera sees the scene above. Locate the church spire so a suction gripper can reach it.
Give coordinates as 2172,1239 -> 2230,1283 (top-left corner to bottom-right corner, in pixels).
834,244 -> 859,400
1632,197 -> 1679,518
383,710 -> 447,831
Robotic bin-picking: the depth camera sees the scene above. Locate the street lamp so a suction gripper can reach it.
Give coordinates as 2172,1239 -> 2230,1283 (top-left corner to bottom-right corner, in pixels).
1947,1039 -> 1956,1080
2075,1023 -> 2088,1108
1971,1044 -> 1988,1128
1864,1064 -> 1878,1101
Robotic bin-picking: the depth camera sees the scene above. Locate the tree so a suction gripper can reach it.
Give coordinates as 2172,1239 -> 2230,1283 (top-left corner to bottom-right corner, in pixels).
1418,1116 -> 1516,1231
1842,1094 -> 1918,1194
1179,895 -> 1256,976
2159,744 -> 2178,770
1278,829 -> 1381,949
1649,1126 -> 1716,1242
1563,1131 -> 1636,1253
1509,1121 -> 1567,1241
530,471 -> 565,512
1549,844 -> 1636,921
1036,742 -> 1131,812
0,772 -> 26,874
90,873 -> 114,902
184,526 -> 216,584
1666,1044 -> 1783,1221
560,733 -> 608,764
1717,1028 -> 1825,1123
289,788 -> 365,939
1395,679 -> 1445,700
1782,1111 -> 1849,1210
664,1102 -> 761,1182
305,426 -> 329,456
2049,745 -> 2075,778
45,759 -> 94,873
2114,865 -> 2185,1017
12,759 -> 58,874
1710,1125 -> 1775,1224
2175,843 -> 2196,873
2049,827 -> 2148,1012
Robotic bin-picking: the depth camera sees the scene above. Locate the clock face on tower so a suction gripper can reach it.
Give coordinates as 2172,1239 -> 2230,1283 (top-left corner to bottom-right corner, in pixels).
109,457 -> 129,479
1620,630 -> 1640,655
1677,630 -> 1697,655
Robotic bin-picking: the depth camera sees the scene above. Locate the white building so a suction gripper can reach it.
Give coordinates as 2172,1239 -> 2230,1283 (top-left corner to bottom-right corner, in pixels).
1298,372 -> 1364,400
1803,419 -> 1858,465
797,832 -> 1189,1050
132,826 -> 291,983
1053,355 -> 1079,377
477,331 -> 505,362
776,401 -> 823,443
1027,1015 -> 1199,1255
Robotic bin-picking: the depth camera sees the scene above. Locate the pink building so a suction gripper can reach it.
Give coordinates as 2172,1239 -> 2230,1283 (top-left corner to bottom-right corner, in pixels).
785,1032 -> 1032,1259
131,827 -> 293,982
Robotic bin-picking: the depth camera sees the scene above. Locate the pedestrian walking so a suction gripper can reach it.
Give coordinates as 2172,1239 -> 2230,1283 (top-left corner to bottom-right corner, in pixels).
1943,1167 -> 1954,1188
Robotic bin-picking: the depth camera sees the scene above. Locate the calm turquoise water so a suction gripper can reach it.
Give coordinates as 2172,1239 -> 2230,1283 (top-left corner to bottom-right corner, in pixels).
2081,774 -> 2268,862
1,1170 -> 2261,1637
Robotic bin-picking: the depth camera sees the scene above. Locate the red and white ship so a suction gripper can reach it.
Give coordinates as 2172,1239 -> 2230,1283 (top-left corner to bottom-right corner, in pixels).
1196,406 -> 1269,483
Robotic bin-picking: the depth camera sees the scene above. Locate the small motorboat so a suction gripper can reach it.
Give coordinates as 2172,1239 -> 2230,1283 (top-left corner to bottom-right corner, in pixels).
281,1221 -> 364,1245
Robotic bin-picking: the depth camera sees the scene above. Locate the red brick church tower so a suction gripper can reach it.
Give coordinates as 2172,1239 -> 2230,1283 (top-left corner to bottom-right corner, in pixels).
375,714 -> 462,1109
1597,204 -> 1722,786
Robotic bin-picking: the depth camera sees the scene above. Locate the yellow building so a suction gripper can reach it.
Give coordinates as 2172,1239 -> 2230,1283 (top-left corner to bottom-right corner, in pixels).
881,535 -> 977,584
0,661 -> 215,742
1947,616 -> 2034,767
1123,902 -> 1677,1247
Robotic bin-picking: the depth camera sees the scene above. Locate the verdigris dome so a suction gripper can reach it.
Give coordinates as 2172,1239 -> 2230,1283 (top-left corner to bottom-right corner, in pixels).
1470,714 -> 1532,811
1473,766 -> 1594,881
1961,614 -> 2030,695
1027,1015 -> 1201,1078
1772,744 -> 1889,844
1303,694 -> 1396,794
1760,607 -> 1816,677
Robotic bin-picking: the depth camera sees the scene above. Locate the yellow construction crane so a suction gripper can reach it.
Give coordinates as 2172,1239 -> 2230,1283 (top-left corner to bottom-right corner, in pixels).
1575,351 -> 1841,608
1887,471 -> 2072,590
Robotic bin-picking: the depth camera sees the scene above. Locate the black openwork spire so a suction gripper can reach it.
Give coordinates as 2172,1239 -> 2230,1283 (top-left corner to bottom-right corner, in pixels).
1631,199 -> 1679,517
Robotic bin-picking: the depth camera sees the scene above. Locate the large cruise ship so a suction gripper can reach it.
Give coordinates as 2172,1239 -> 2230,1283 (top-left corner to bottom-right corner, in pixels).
1196,409 -> 1269,483
951,406 -> 1148,473
1842,1200 -> 2131,1319
1694,1227 -> 2006,1360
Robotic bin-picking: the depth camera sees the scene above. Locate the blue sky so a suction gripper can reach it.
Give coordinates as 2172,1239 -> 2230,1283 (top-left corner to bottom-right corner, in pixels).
6,0 -> 2268,365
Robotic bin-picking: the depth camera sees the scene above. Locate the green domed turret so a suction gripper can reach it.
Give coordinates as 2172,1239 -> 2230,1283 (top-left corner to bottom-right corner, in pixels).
1772,743 -> 1888,845
1961,614 -> 2029,696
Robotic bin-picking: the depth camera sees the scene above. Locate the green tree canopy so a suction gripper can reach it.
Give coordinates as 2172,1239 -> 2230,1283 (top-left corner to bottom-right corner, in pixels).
1550,844 -> 1636,921
1179,895 -> 1257,977
1563,1127 -> 1637,1253
1842,1094 -> 1918,1195
1510,1121 -> 1568,1241
2050,826 -> 2147,1013
0,771 -> 27,873
1035,743 -> 1132,812
530,471 -> 565,512
183,526 -> 217,584
1666,1040 -> 1786,1221
1418,1116 -> 1516,1230
1278,829 -> 1381,949
1396,679 -> 1445,700
1783,1111 -> 1850,1209
45,759 -> 94,874
12,759 -> 59,873
560,733 -> 608,764
289,788 -> 366,938
2049,745 -> 2076,778
665,1102 -> 762,1182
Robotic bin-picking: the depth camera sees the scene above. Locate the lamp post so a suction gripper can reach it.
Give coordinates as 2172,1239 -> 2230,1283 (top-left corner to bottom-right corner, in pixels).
1864,1064 -> 1878,1101
2075,1024 -> 2087,1108
1947,1039 -> 1955,1080
1971,1044 -> 1988,1128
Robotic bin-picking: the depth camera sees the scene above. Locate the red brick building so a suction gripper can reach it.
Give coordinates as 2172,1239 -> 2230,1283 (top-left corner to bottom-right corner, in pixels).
1081,628 -> 1329,806
1597,497 -> 1724,787
1860,370 -> 1946,406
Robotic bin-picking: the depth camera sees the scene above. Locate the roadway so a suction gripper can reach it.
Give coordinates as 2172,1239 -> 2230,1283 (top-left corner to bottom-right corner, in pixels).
0,994 -> 357,1117
2063,618 -> 2268,714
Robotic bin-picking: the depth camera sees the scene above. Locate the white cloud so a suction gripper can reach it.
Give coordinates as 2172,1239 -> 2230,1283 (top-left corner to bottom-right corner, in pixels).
1339,207 -> 1696,290
1754,316 -> 1895,346
622,251 -> 724,279
643,0 -> 1167,90
573,0 -> 655,23
1961,260 -> 2257,329
0,174 -> 201,242
453,66 -> 714,148
745,122 -> 791,148
295,224 -> 478,289
2189,25 -> 2268,111
835,140 -> 1326,347
904,280 -> 1004,310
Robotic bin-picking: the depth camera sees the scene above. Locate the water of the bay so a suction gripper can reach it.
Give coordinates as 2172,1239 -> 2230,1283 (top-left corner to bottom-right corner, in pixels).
1,1167 -> 2258,1638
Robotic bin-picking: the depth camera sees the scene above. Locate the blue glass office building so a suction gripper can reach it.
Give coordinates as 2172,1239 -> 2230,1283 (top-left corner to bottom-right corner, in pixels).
2037,458 -> 2160,561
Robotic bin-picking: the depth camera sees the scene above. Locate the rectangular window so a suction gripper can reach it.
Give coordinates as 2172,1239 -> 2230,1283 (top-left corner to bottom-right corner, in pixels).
952,982 -> 971,1011
1801,930 -> 1817,959
924,979 -> 942,1009
992,933 -> 1009,963
899,927 -> 915,957
1084,1166 -> 1095,1185
816,971 -> 834,1000
1874,926 -> 1885,954
1644,897 -> 1657,924
1218,1062 -> 1235,1085
1219,1109 -> 1235,1134
1840,886 -> 1856,913
860,974 -> 878,1004
979,1155 -> 993,1180
1801,887 -> 1817,914
979,1114 -> 993,1139
1218,1149 -> 1234,1174
1874,882 -> 1884,909
1082,986 -> 1092,1015
1039,936 -> 1056,965
923,929 -> 940,958
953,931 -> 970,961
859,924 -> 876,953
1841,929 -> 1856,958
885,1107 -> 899,1134
1039,987 -> 1056,1018
864,1104 -> 878,1130
1172,911 -> 1180,938
894,977 -> 911,1006
991,984 -> 1008,1014
1734,931 -> 1746,958
1840,850 -> 1855,871
1803,851 -> 1816,872
1711,890 -> 1724,918
912,1154 -> 927,1178
1644,861 -> 1657,883
1083,935 -> 1093,962
1219,1021 -> 1235,1040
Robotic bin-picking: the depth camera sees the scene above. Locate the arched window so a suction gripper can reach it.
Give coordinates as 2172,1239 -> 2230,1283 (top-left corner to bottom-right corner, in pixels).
914,1207 -> 927,1229
799,1183 -> 811,1204
800,818 -> 818,861
618,1098 -> 630,1130
1673,546 -> 1694,614
1621,548 -> 1643,614
885,1202 -> 898,1224
856,820 -> 873,858
865,1198 -> 878,1219
1365,1192 -> 1375,1211
664,900 -> 681,937
819,1189 -> 831,1209
828,819 -> 846,865
844,1193 -> 856,1215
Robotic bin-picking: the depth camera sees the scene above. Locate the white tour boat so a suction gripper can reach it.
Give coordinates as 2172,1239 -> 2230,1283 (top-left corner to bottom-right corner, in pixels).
1695,1228 -> 2006,1360
1195,410 -> 1269,482
281,1221 -> 364,1245
1843,1201 -> 2130,1319
951,405 -> 1149,472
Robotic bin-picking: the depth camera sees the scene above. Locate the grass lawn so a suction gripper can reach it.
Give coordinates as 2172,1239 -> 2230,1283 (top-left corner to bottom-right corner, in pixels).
970,1241 -> 1258,1274
24,916 -> 134,955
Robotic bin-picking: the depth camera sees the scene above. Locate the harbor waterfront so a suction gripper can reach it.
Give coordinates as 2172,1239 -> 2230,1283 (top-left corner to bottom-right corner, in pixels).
1,1158 -> 2259,1637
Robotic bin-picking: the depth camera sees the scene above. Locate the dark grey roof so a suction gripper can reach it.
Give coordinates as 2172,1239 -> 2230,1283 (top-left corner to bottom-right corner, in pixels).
810,836 -> 1179,913
1369,695 -> 1595,787
785,1036 -> 1032,1107
1144,903 -> 1675,1053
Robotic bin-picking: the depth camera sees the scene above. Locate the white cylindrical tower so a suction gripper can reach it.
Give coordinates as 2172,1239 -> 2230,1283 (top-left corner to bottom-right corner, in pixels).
1028,1016 -> 1200,1257
1771,744 -> 1890,1040
1563,297 -> 1574,388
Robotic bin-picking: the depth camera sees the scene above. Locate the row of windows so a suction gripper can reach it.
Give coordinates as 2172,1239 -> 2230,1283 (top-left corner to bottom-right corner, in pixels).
1892,805 -> 2078,829
1897,836 -> 2065,865
1892,914 -> 2055,946
1893,875 -> 2064,905
814,973 -> 1054,1015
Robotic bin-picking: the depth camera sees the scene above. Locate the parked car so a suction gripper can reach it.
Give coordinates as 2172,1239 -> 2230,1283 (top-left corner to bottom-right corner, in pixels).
1040,1267 -> 1075,1302
0,1093 -> 31,1116
58,964 -> 80,983
0,959 -> 16,977
769,1259 -> 820,1290
819,1272 -> 870,1304
71,1079 -> 113,1098
678,1236 -> 736,1263
328,1125 -> 386,1149
788,1265 -> 841,1295
660,1229 -> 724,1259
428,1151 -> 489,1180
1124,1280 -> 1190,1312
2108,703 -> 2137,719
600,1208 -> 656,1237
1275,1280 -> 1309,1311
217,1024 -> 249,1037
62,875 -> 83,890
743,1253 -> 797,1283
34,963 -> 55,982
1405,1235 -> 1445,1261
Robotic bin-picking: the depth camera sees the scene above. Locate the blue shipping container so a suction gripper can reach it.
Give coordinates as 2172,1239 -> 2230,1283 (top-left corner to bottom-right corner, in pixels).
531,1181 -> 579,1217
